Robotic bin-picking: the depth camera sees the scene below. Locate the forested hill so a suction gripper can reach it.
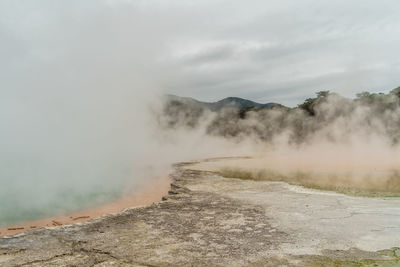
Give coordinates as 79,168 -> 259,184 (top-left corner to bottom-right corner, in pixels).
166,94 -> 280,111
161,87 -> 400,144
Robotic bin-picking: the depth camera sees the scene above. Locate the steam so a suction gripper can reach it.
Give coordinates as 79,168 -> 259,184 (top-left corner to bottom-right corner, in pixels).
160,90 -> 400,194
0,2 -> 163,224
0,1 -> 250,225
2,1 -> 400,226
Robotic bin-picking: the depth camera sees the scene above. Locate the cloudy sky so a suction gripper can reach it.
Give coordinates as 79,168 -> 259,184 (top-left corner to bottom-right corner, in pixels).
1,0 -> 400,106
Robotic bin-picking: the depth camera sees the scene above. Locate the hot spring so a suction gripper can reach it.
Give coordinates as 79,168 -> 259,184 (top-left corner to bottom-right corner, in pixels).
0,161 -> 133,227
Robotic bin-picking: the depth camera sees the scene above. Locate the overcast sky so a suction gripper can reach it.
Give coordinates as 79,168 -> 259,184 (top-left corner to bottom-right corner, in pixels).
1,0 -> 400,106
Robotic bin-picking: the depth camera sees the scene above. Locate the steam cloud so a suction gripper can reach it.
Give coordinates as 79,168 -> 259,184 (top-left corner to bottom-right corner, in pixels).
0,1 -> 164,223
2,1 -> 400,225
159,90 -> 400,194
0,1 -> 248,224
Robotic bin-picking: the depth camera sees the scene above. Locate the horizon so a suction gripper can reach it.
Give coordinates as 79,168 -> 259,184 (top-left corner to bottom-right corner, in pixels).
168,84 -> 400,107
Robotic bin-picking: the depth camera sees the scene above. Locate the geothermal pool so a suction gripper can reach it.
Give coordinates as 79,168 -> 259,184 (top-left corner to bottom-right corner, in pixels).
0,174 -> 171,235
0,184 -> 129,227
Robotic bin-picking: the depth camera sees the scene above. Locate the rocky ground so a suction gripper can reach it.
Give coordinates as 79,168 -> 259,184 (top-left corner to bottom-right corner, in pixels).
1,159 -> 400,266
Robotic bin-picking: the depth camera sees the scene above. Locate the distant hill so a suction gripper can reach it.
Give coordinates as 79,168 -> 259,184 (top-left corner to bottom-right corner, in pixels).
166,95 -> 279,111
162,88 -> 400,144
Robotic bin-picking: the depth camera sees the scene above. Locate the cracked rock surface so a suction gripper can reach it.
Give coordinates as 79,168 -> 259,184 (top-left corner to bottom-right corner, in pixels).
1,160 -> 400,266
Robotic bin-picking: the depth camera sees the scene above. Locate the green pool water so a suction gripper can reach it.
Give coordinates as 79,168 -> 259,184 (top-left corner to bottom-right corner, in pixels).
0,183 -> 126,227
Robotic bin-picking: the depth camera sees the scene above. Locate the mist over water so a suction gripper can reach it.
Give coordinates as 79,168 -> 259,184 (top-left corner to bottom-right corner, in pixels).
1,1 -> 400,226
0,1 -> 169,225
0,1 -> 245,225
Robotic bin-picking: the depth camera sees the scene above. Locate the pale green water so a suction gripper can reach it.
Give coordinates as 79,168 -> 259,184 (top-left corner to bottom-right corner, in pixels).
0,150 -> 140,226
0,186 -> 124,227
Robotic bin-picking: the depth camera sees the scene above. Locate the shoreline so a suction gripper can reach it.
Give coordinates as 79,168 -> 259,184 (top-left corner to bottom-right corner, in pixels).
2,159 -> 400,266
0,174 -> 172,237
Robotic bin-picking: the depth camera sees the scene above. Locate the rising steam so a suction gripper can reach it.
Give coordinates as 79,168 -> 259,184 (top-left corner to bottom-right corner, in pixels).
159,89 -> 400,195
0,1 -> 249,225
